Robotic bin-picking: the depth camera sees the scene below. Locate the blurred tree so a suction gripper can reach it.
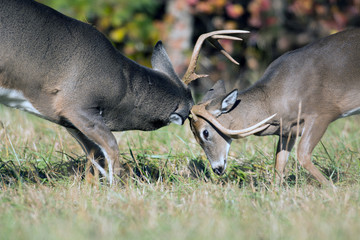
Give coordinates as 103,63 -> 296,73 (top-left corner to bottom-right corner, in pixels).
187,0 -> 360,91
38,0 -> 360,92
39,0 -> 164,66
163,0 -> 193,76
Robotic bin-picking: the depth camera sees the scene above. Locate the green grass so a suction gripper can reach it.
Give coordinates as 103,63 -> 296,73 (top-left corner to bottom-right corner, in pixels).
1,105 -> 360,240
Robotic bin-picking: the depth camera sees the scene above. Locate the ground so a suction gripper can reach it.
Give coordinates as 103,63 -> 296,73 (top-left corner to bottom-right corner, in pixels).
1,106 -> 360,240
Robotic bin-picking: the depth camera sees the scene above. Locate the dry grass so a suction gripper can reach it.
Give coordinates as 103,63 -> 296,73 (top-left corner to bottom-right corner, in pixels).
1,180 -> 360,240
1,106 -> 360,240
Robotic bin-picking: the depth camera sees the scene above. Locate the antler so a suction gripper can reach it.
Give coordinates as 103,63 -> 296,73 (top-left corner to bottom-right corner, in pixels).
191,104 -> 276,139
182,30 -> 249,85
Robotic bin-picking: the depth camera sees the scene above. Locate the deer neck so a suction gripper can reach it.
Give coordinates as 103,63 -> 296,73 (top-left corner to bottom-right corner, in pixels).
104,64 -> 191,131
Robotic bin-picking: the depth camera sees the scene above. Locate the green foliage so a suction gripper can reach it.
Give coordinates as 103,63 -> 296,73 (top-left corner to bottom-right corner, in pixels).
39,0 -> 162,65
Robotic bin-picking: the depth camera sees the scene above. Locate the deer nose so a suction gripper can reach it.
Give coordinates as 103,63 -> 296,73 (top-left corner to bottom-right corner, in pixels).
213,166 -> 225,176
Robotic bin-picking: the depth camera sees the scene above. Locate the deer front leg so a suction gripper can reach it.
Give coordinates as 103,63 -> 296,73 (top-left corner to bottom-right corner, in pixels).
63,109 -> 120,185
297,117 -> 333,187
67,127 -> 106,183
275,135 -> 295,185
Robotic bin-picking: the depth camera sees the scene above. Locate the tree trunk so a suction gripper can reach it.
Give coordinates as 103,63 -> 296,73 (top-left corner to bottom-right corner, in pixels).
164,0 -> 193,77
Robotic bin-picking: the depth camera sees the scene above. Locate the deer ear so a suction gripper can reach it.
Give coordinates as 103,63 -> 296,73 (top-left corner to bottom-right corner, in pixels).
221,90 -> 238,113
151,41 -> 180,82
170,113 -> 183,125
201,80 -> 226,103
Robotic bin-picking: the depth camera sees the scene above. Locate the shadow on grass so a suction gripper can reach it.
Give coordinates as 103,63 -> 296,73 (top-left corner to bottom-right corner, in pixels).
120,154 -> 213,184
188,158 -> 211,180
1,149 -> 347,188
0,152 -> 271,188
0,152 -> 87,186
0,151 -> 221,186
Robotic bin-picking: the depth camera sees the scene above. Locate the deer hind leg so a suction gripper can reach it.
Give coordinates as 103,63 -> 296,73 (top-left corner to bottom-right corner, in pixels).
275,135 -> 296,185
297,117 -> 333,187
63,108 -> 121,185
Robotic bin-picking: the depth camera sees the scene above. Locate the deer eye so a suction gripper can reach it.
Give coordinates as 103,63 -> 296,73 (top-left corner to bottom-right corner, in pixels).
202,129 -> 209,140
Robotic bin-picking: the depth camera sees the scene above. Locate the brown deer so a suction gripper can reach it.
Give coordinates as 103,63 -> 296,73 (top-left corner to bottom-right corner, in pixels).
0,0 -> 248,184
189,28 -> 360,187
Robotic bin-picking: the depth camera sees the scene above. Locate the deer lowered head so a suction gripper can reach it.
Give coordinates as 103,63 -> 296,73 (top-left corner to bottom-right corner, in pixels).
189,80 -> 276,175
190,28 -> 360,187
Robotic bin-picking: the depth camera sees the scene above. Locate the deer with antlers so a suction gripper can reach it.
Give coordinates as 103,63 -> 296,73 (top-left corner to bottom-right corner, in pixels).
0,0 -> 248,184
189,28 -> 360,187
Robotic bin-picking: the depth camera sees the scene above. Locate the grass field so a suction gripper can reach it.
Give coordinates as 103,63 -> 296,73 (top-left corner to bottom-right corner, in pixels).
1,105 -> 360,240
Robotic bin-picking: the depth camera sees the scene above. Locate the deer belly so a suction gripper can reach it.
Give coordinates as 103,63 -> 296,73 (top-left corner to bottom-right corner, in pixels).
0,87 -> 41,115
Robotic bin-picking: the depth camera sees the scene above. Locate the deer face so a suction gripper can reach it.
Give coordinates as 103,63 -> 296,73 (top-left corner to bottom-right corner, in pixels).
190,81 -> 275,175
190,113 -> 232,175
189,80 -> 234,175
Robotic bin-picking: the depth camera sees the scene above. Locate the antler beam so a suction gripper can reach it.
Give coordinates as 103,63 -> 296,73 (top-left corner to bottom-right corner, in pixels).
182,30 -> 249,85
191,104 -> 276,138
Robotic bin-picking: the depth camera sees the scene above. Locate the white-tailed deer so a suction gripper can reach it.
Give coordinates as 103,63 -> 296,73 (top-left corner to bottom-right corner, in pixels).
0,0 -> 247,184
190,28 -> 360,187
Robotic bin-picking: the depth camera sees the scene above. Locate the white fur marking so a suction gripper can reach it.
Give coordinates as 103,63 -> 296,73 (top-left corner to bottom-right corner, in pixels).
341,107 -> 360,118
225,141 -> 231,158
89,157 -> 108,179
170,113 -> 183,125
224,141 -> 231,169
0,88 -> 41,115
100,147 -> 113,185
221,90 -> 237,112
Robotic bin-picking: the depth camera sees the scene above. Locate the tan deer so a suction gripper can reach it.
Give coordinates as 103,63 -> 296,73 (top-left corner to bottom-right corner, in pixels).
0,0 -> 248,184
189,28 -> 360,187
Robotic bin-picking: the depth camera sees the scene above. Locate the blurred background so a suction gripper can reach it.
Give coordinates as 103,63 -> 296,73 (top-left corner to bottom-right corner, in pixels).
39,0 -> 360,99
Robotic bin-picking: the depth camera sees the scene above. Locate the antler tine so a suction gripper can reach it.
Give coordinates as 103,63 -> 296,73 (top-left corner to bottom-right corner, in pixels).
208,34 -> 245,65
190,110 -> 199,122
211,35 -> 243,41
182,30 -> 249,85
211,40 -> 240,65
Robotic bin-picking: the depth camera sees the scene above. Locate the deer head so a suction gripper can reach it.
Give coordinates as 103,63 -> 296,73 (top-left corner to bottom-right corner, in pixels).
189,81 -> 276,175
